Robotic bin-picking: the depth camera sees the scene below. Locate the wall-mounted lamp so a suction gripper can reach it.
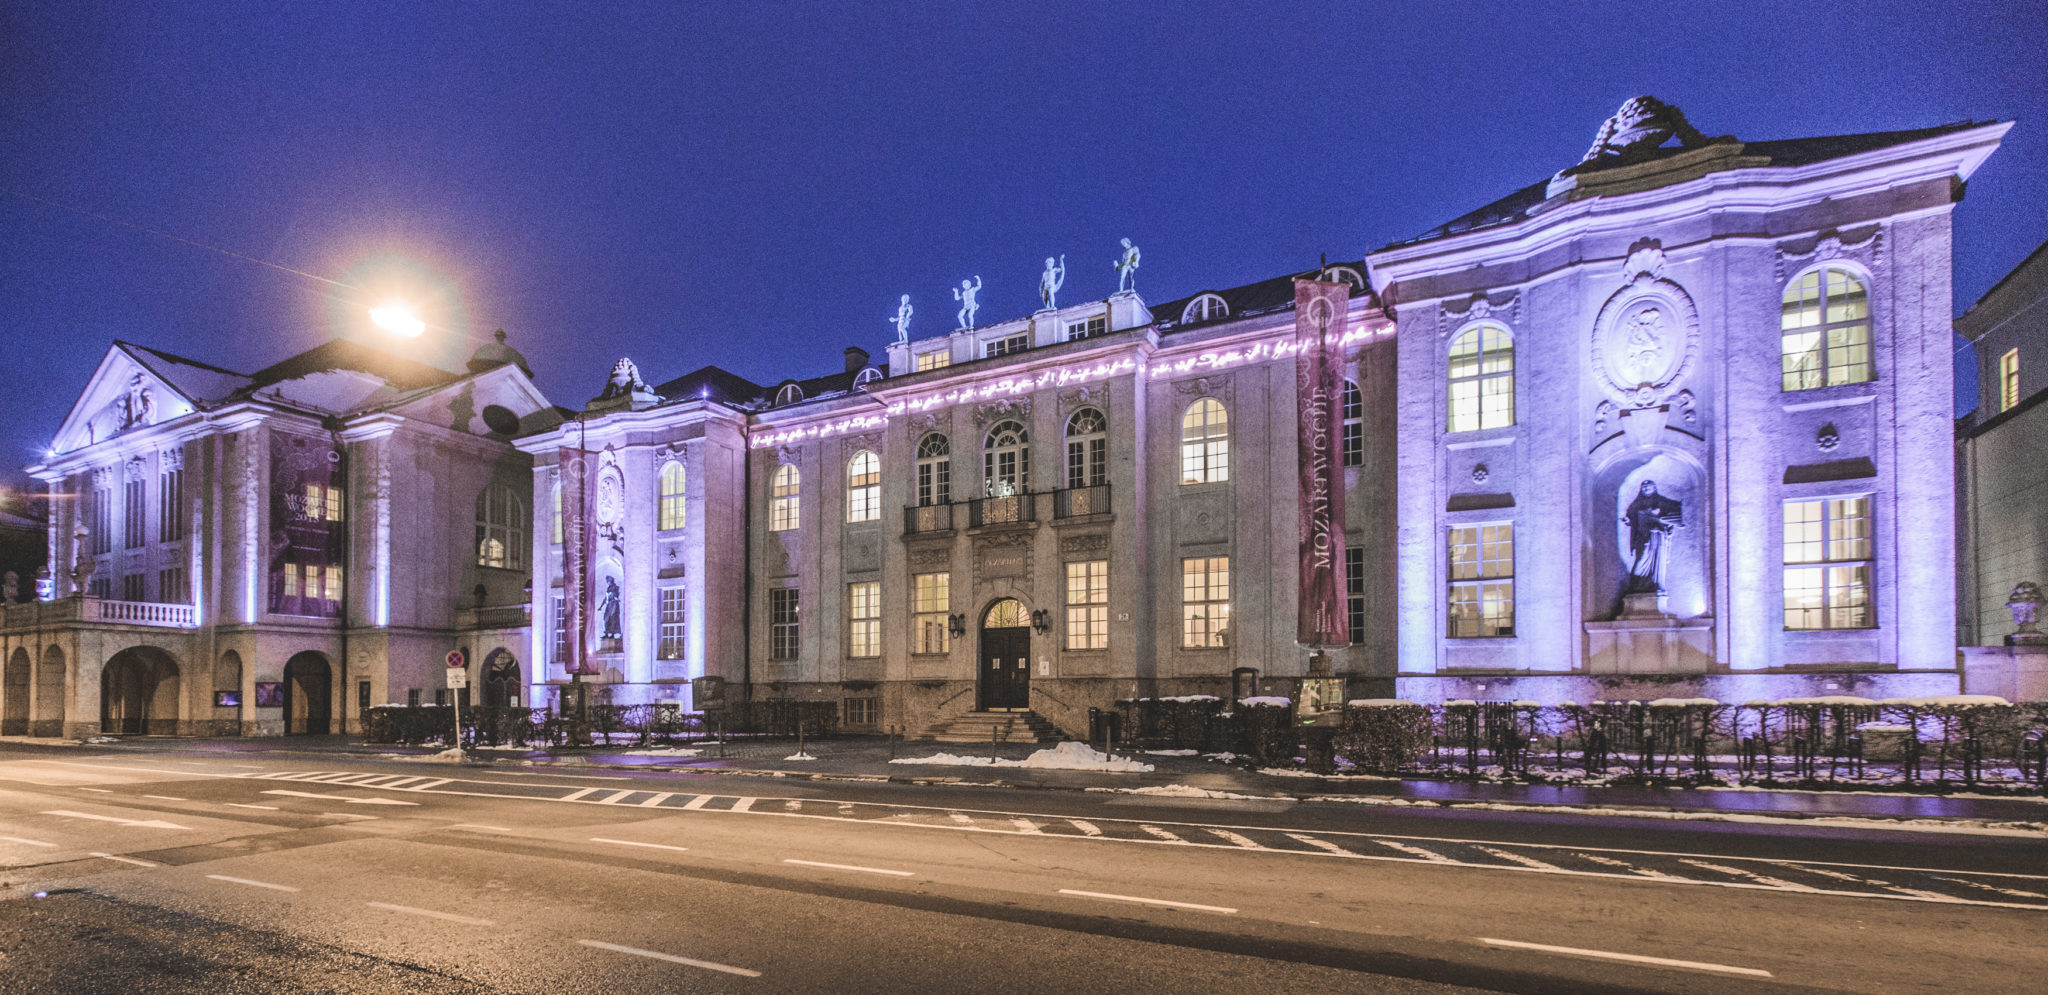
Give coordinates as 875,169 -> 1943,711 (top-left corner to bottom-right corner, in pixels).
1029,609 -> 1050,635
947,613 -> 966,638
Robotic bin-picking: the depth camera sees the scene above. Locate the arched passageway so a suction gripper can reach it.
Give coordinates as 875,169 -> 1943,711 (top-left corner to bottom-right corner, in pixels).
35,645 -> 67,736
481,649 -> 520,709
3,648 -> 29,736
101,646 -> 180,736
283,652 -> 332,735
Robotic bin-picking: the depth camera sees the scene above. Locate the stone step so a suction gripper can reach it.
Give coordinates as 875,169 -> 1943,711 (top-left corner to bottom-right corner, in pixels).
921,710 -> 1062,744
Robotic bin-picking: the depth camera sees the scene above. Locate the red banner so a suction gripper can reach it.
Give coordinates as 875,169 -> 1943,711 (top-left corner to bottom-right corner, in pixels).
559,445 -> 599,675
1294,279 -> 1350,647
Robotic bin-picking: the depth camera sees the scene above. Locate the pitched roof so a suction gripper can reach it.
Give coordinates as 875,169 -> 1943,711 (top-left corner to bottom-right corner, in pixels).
115,341 -> 252,405
245,338 -> 461,393
652,365 -> 765,407
1152,261 -> 1375,333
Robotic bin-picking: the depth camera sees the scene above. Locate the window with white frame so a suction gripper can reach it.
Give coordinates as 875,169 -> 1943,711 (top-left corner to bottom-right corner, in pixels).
1182,294 -> 1228,324
475,484 -> 525,569
1065,408 -> 1107,489
1346,546 -> 1365,644
846,450 -> 881,523
775,383 -> 804,406
91,481 -> 110,554
158,565 -> 188,605
983,421 -> 1029,497
916,433 -> 951,507
1447,324 -> 1514,432
124,475 -> 145,549
770,464 -> 800,531
1064,314 -> 1108,341
985,333 -> 1028,358
552,592 -> 567,664
1180,556 -> 1231,648
658,461 -> 686,531
1783,496 -> 1873,630
913,572 -> 950,654
1180,398 -> 1229,485
159,464 -> 184,542
2001,348 -> 2021,412
1781,266 -> 1872,391
1065,560 -> 1108,650
1342,380 -> 1363,467
1447,523 -> 1514,637
769,588 -> 800,659
657,585 -> 686,659
847,581 -> 881,657
916,349 -> 952,372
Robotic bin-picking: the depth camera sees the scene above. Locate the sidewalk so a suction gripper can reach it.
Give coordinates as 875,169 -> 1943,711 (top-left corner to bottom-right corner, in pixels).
68,733 -> 2048,831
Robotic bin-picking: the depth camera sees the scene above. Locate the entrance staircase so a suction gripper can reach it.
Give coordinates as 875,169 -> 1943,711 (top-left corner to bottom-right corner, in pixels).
919,710 -> 1061,745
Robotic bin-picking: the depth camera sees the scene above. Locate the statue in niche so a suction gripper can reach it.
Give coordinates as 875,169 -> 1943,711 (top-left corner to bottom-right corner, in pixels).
1114,238 -> 1141,292
599,576 -> 622,643
1039,254 -> 1066,310
890,294 -> 913,343
117,373 -> 156,430
1621,306 -> 1667,384
953,276 -> 982,330
1620,480 -> 1683,596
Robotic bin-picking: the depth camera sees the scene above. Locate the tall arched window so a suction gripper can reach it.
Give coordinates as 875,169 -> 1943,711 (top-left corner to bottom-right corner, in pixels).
658,461 -> 686,531
1781,266 -> 1872,391
983,421 -> 1029,497
916,433 -> 951,507
770,464 -> 800,531
1065,408 -> 1107,489
1180,398 -> 1230,485
846,450 -> 880,523
1342,380 -> 1363,467
1447,324 -> 1514,432
475,484 -> 525,569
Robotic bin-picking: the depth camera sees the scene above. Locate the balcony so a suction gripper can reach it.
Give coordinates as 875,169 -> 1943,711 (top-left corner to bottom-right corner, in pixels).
1055,484 -> 1110,519
904,502 -> 955,535
970,494 -> 1034,528
0,597 -> 196,631
457,603 -> 532,631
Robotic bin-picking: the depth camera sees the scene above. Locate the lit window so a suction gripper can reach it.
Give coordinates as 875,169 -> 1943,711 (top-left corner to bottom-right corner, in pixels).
846,450 -> 881,523
1181,556 -> 1231,648
658,585 -> 686,660
983,421 -> 1029,497
985,333 -> 1029,358
2001,348 -> 2020,412
303,483 -> 344,522
916,434 -> 951,507
848,581 -> 881,658
1065,560 -> 1108,650
551,593 -> 567,664
1781,267 -> 1872,391
1447,523 -> 1514,637
769,588 -> 800,660
916,350 -> 952,372
1447,324 -> 1514,432
1346,546 -> 1365,644
1182,294 -> 1229,324
1065,408 -> 1107,489
1342,379 -> 1363,467
658,461 -> 686,531
770,464 -> 800,531
1064,314 -> 1108,341
1180,398 -> 1229,485
475,485 -> 526,570
913,572 -> 951,654
1783,497 -> 1873,630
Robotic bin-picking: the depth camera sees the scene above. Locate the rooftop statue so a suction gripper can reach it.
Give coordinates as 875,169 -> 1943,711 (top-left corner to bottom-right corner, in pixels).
1114,238 -> 1141,293
1580,96 -> 1706,163
599,358 -> 649,400
953,276 -> 982,330
1039,254 -> 1066,310
890,294 -> 913,343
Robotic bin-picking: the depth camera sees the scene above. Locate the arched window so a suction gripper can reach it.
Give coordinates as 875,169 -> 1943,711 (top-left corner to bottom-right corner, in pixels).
775,383 -> 804,406
846,450 -> 880,523
658,461 -> 686,531
1065,408 -> 1107,489
1182,293 -> 1229,324
983,420 -> 1029,497
1447,324 -> 1514,432
1180,398 -> 1230,485
1342,380 -> 1363,467
1323,265 -> 1366,292
770,464 -> 800,531
916,433 -> 951,507
852,367 -> 883,389
1781,266 -> 1872,391
475,484 -> 525,570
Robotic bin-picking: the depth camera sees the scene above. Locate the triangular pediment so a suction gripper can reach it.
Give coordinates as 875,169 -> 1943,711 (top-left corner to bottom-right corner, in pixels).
371,362 -> 562,440
49,345 -> 220,456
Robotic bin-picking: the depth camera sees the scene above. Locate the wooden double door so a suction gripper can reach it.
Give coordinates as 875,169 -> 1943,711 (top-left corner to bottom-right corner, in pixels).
979,625 -> 1030,710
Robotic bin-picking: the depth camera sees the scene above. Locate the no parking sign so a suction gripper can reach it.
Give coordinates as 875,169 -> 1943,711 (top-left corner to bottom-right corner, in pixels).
445,650 -> 467,688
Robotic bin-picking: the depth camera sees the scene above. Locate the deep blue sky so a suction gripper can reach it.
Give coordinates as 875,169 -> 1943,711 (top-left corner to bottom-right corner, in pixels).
4,1 -> 2045,488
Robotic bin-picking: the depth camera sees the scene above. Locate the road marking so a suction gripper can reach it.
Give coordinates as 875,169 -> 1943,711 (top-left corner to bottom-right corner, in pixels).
1138,825 -> 1185,843
450,824 -> 512,832
366,902 -> 495,925
320,813 -> 379,820
560,787 -> 600,802
41,810 -> 188,830
1069,820 -> 1104,837
590,837 -> 690,853
1207,829 -> 1263,849
1478,937 -> 1772,979
260,790 -> 418,806
225,803 -> 280,811
1057,889 -> 1236,914
1372,839 -> 1454,863
948,812 -> 974,825
206,874 -> 299,892
598,790 -> 636,805
1576,852 -> 1675,879
636,792 -> 674,808
1475,846 -> 1559,871
78,787 -> 113,793
408,778 -> 452,791
1,835 -> 57,848
1011,818 -> 1044,834
783,858 -> 913,877
782,799 -> 803,811
730,797 -> 755,813
1679,858 -> 1817,892
142,795 -> 186,801
91,852 -> 157,867
681,794 -> 715,810
1928,875 -> 2048,900
1286,833 -> 1350,855
576,939 -> 761,978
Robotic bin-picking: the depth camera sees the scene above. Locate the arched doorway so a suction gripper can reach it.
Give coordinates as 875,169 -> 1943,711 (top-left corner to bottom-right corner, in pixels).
3,648 -> 29,736
480,648 -> 520,709
101,646 -> 180,736
35,645 -> 67,737
978,598 -> 1031,711
283,652 -> 332,735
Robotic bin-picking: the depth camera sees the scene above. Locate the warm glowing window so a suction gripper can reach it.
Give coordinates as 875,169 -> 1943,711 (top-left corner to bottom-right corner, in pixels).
1447,523 -> 1513,637
658,461 -> 686,531
770,464 -> 800,531
2001,348 -> 2021,412
769,588 -> 800,659
1065,408 -> 1107,489
983,421 -> 1029,497
916,433 -> 951,507
1181,556 -> 1231,648
658,585 -> 686,659
302,483 -> 345,522
1783,497 -> 1872,630
1066,560 -> 1108,650
1342,379 -> 1363,467
847,581 -> 881,658
1180,398 -> 1230,485
475,485 -> 525,570
1447,324 -> 1514,432
916,349 -> 952,372
913,572 -> 950,654
846,450 -> 881,523
1781,267 -> 1871,391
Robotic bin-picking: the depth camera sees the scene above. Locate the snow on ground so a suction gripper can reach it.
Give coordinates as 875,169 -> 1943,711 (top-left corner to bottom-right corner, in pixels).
1143,749 -> 1199,756
1238,696 -> 1292,707
1303,795 -> 2048,837
1091,784 -> 1272,800
890,741 -> 1154,772
784,752 -> 817,761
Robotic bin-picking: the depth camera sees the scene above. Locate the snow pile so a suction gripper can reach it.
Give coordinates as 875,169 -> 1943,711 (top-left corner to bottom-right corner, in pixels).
1102,784 -> 1267,800
1127,694 -> 1221,703
1647,697 -> 1719,708
1856,723 -> 1915,734
624,747 -> 702,757
784,752 -> 817,761
1239,696 -> 1292,707
1767,696 -> 1879,707
1879,695 -> 2013,708
889,741 -> 1154,772
419,747 -> 468,763
1144,749 -> 1199,756
1347,699 -> 1423,708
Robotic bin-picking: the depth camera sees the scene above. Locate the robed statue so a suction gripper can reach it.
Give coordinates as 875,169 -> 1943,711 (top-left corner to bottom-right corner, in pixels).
1621,479 -> 1682,596
600,576 -> 622,642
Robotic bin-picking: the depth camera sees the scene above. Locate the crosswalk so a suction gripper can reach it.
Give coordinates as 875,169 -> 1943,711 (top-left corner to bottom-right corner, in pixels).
233,769 -> 2048,911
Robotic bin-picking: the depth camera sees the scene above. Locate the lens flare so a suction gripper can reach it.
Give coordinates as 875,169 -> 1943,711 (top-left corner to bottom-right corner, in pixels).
369,303 -> 426,338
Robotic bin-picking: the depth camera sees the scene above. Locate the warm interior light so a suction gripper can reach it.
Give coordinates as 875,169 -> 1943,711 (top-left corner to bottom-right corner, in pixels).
369,303 -> 426,338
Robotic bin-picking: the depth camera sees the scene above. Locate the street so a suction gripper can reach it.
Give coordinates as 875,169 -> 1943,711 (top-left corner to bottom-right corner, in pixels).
2,742 -> 2044,993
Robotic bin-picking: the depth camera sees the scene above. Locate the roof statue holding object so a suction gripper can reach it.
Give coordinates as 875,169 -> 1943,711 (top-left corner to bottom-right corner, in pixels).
1114,238 -> 1140,293
1039,254 -> 1066,310
954,276 -> 982,330
890,294 -> 913,344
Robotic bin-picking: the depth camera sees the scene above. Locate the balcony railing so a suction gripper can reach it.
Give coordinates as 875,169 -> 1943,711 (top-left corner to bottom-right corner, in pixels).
1055,484 -> 1110,519
457,603 -> 531,631
83,598 -> 198,628
904,503 -> 955,535
970,494 -> 1034,528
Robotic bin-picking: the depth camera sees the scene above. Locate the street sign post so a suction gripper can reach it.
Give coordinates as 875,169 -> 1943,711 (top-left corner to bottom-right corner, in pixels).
445,650 -> 467,750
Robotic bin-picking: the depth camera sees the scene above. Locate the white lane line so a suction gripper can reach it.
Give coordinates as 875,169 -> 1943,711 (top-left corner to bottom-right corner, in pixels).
40,810 -> 188,830
1057,889 -> 1236,914
1475,846 -> 1560,871
1011,818 -> 1044,834
1069,820 -> 1104,837
783,858 -> 914,877
142,795 -> 186,801
1575,852 -> 1676,879
636,792 -> 674,808
1372,839 -> 1454,863
450,824 -> 512,832
1679,859 -> 1817,892
379,776 -> 430,788
260,790 -> 418,806
681,795 -> 714,811
598,790 -> 636,805
91,852 -> 157,867
948,812 -> 974,825
206,874 -> 299,892
225,803 -> 280,811
577,939 -> 761,978
1,835 -> 57,848
1208,829 -> 1263,850
1138,825 -> 1186,843
78,787 -> 113,793
345,775 -> 411,787
560,787 -> 600,802
1479,937 -> 1772,979
366,902 -> 496,926
1768,860 -> 1874,885
730,797 -> 755,813
408,778 -> 452,791
1286,833 -> 1350,855
1928,876 -> 2048,900
590,837 -> 690,853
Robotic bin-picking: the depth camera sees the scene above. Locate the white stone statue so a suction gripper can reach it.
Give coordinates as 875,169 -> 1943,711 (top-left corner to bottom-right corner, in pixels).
600,358 -> 648,400
1114,238 -> 1141,292
953,276 -> 982,330
117,372 -> 155,430
1039,255 -> 1066,310
1621,306 -> 1666,384
890,294 -> 913,343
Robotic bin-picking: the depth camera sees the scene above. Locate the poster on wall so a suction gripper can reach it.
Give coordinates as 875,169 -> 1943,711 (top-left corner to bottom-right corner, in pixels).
1293,278 -> 1350,648
558,445 -> 599,674
253,682 -> 284,707
269,431 -> 346,617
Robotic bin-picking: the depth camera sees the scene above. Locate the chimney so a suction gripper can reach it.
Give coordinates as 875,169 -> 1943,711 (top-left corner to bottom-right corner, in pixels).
844,346 -> 870,373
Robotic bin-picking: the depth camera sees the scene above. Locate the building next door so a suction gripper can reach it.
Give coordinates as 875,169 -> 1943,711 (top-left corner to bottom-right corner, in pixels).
979,598 -> 1031,710
282,652 -> 331,735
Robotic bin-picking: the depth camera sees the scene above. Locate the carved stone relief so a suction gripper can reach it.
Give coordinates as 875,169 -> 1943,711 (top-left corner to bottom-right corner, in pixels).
123,456 -> 147,482
1817,422 -> 1841,453
160,447 -> 183,472
1059,532 -> 1109,554
1590,275 -> 1701,409
908,545 -> 951,567
1171,375 -> 1232,402
1774,226 -> 1884,282
973,398 -> 1029,429
1059,385 -> 1104,412
843,433 -> 882,457
1439,291 -> 1522,336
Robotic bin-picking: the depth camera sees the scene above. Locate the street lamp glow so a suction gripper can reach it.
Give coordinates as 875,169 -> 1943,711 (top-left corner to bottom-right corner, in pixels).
369,303 -> 426,338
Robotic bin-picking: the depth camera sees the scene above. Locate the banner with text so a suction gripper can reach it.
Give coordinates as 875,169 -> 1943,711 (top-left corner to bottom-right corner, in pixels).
558,446 -> 599,675
1294,279 -> 1350,647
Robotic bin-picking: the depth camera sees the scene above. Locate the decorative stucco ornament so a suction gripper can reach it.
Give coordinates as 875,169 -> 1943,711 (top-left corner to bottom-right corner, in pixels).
1114,238 -> 1141,293
2008,582 -> 2045,638
1580,96 -> 1705,163
1816,423 -> 1841,452
953,276 -> 982,330
1592,275 -> 1701,411
890,294 -> 912,344
1471,463 -> 1490,484
116,373 -> 156,431
1039,255 -> 1066,310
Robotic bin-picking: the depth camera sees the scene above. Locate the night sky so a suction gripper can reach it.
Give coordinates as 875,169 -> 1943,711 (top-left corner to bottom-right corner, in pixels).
4,1 -> 2045,489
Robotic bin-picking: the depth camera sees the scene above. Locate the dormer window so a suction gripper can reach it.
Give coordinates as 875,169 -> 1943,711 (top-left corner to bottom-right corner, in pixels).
985,333 -> 1029,358
1182,294 -> 1229,324
852,367 -> 883,389
916,349 -> 952,372
1323,266 -> 1366,293
1064,314 -> 1109,341
775,383 -> 805,406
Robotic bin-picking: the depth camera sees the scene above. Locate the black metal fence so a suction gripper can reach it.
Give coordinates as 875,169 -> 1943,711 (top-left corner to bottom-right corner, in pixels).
362,699 -> 840,749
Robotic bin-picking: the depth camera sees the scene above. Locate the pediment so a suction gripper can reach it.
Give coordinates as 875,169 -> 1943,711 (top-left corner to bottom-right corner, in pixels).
378,363 -> 561,439
49,346 -> 205,456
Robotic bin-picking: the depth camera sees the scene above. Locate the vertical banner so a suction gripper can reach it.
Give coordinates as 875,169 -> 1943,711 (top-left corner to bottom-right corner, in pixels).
1294,279 -> 1350,646
559,445 -> 599,675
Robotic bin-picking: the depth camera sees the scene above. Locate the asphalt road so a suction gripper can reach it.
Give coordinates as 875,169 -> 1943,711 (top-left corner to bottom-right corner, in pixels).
2,743 -> 2043,994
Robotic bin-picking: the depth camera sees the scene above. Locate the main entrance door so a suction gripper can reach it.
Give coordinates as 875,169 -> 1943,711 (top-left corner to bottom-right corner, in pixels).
979,599 -> 1031,710
283,652 -> 331,735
